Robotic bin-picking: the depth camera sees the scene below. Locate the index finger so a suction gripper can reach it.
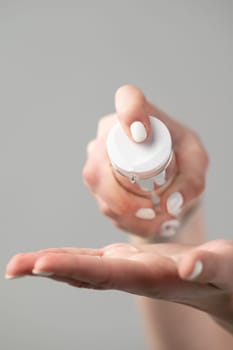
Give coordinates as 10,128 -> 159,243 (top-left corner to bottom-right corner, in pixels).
115,85 -> 151,143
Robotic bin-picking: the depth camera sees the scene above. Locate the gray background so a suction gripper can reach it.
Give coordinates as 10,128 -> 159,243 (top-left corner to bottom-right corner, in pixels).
0,1 -> 232,349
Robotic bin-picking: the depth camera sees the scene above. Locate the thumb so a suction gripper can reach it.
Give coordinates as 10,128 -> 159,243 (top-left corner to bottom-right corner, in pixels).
176,241 -> 233,291
115,85 -> 151,143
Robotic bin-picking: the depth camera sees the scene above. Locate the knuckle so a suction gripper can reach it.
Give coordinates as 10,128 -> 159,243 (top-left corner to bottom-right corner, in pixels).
189,138 -> 204,156
97,117 -> 107,134
97,114 -> 116,137
116,199 -> 135,216
111,220 -> 125,230
187,175 -> 206,197
99,203 -> 114,217
82,163 -> 99,190
98,115 -> 110,127
96,196 -> 116,218
187,131 -> 209,168
86,140 -> 96,156
187,129 -> 203,144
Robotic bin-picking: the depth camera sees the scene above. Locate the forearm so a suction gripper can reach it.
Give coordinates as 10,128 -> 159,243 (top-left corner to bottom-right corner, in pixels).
131,205 -> 233,350
135,295 -> 233,350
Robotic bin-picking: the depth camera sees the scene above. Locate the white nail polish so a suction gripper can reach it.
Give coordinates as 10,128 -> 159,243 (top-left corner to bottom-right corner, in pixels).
130,121 -> 147,142
167,192 -> 184,216
160,219 -> 180,237
5,274 -> 25,280
135,208 -> 156,220
186,261 -> 203,281
32,270 -> 54,277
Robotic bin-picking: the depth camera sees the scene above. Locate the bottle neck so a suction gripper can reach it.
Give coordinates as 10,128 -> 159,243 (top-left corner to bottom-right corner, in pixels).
111,150 -> 177,197
113,150 -> 174,182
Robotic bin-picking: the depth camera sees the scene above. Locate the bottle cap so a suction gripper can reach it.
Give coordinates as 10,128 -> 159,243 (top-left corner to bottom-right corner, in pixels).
106,116 -> 172,179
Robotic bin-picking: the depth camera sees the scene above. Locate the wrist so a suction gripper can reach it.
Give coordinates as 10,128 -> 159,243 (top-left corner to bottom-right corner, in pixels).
211,294 -> 233,334
170,197 -> 205,244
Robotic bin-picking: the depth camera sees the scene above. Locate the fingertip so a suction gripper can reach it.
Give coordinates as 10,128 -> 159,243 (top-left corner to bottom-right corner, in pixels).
186,260 -> 203,281
115,85 -> 151,142
178,254 -> 204,282
181,260 -> 203,282
5,273 -> 26,280
178,256 -> 194,280
115,85 -> 145,107
5,252 -> 25,272
5,252 -> 37,278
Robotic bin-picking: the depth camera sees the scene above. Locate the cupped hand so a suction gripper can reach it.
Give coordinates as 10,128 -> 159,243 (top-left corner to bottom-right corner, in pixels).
83,85 -> 208,238
5,240 -> 233,333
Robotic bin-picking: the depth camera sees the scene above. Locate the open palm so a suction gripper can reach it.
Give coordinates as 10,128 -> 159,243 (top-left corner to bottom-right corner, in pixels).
6,240 -> 233,332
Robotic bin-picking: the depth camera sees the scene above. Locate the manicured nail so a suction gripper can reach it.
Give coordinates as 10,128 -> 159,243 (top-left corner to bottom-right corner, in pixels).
160,219 -> 180,237
186,261 -> 203,281
32,269 -> 54,277
130,121 -> 147,142
5,274 -> 25,280
135,208 -> 156,220
167,192 -> 184,216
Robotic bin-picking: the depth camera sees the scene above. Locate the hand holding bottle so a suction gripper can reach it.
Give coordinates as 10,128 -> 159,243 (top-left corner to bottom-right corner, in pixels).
83,85 -> 208,238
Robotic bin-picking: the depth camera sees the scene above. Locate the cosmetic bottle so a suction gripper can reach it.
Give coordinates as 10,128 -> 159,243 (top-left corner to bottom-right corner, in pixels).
106,116 -> 177,208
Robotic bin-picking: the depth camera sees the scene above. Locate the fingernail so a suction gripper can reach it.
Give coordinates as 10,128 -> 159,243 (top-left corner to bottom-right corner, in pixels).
160,219 -> 180,237
167,192 -> 184,216
32,269 -> 54,277
5,274 -> 25,280
130,121 -> 147,142
135,208 -> 156,220
186,261 -> 203,281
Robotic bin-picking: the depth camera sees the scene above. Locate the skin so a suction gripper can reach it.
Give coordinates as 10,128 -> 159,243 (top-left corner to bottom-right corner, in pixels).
83,85 -> 208,237
5,240 -> 233,333
5,85 -> 233,348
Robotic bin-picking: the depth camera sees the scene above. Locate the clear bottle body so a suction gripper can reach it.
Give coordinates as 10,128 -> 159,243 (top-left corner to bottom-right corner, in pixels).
112,150 -> 177,203
107,117 -> 177,210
